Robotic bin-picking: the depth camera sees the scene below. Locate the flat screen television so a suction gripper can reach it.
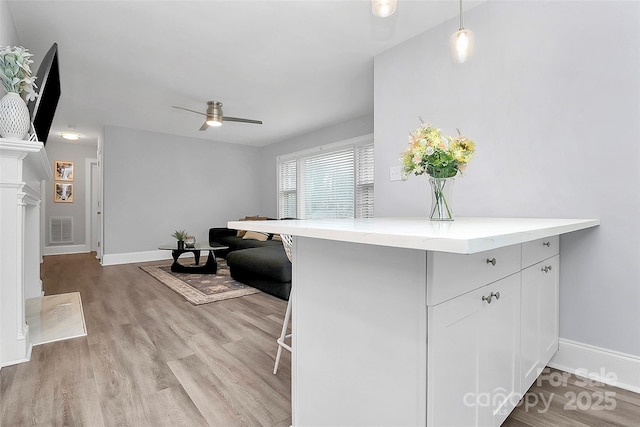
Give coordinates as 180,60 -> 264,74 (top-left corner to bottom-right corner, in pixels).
27,43 -> 60,145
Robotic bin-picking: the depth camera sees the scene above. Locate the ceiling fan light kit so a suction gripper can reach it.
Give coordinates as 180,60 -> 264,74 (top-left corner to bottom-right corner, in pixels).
205,101 -> 223,127
172,100 -> 262,131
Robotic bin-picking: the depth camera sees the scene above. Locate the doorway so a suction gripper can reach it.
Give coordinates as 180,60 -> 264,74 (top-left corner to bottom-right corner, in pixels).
85,158 -> 100,257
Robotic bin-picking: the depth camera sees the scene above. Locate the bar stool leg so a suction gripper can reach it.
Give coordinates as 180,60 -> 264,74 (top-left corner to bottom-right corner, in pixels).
273,290 -> 293,375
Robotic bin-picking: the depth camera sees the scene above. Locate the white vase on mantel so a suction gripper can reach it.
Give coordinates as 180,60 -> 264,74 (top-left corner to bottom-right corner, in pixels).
0,92 -> 31,140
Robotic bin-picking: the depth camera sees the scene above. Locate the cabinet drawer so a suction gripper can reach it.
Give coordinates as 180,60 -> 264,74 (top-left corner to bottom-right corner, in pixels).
427,245 -> 521,306
522,236 -> 559,268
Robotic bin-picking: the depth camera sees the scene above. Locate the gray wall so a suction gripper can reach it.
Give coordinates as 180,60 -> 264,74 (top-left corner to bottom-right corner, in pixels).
374,1 -> 639,356
259,114 -> 374,217
44,141 -> 97,246
0,0 -> 19,46
103,126 -> 262,254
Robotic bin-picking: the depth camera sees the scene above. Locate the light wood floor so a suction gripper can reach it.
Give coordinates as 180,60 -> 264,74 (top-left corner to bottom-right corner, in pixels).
2,253 -> 639,426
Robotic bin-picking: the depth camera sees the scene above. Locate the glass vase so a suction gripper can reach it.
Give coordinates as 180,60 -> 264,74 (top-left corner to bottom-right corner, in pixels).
428,177 -> 455,221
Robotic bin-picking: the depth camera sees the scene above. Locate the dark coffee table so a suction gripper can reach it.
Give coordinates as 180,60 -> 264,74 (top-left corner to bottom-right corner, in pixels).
158,243 -> 229,274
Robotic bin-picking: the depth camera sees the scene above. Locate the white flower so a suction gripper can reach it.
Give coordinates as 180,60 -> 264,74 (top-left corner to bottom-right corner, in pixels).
426,146 -> 435,155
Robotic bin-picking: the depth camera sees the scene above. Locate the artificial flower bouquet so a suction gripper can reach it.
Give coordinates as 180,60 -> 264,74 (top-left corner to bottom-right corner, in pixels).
0,46 -> 38,101
401,120 -> 475,178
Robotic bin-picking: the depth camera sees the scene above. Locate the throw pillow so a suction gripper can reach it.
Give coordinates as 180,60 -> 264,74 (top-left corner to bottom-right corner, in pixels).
242,231 -> 269,241
236,215 -> 270,237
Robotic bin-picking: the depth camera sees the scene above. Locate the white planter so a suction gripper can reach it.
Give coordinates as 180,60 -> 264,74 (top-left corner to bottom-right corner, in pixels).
0,92 -> 31,140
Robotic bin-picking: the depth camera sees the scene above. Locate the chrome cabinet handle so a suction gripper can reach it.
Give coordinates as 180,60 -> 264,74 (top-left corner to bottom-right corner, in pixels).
543,241 -> 551,247
491,291 -> 500,300
541,265 -> 552,273
486,258 -> 497,266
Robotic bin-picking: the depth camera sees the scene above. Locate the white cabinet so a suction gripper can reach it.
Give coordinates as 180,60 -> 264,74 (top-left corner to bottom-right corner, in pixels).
428,238 -> 562,426
245,219 -> 601,427
428,273 -> 521,427
521,254 -> 559,393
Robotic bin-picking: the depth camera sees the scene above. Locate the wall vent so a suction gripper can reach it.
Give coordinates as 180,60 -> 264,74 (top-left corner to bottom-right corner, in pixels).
50,217 -> 73,244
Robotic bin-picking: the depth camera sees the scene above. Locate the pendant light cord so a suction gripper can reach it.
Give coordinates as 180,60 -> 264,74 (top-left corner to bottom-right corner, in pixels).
459,0 -> 464,30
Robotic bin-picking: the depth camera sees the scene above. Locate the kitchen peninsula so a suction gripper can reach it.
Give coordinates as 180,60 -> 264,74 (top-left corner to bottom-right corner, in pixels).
228,217 -> 599,427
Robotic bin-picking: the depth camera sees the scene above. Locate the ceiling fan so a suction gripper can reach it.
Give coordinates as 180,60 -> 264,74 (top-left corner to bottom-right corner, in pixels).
172,100 -> 263,130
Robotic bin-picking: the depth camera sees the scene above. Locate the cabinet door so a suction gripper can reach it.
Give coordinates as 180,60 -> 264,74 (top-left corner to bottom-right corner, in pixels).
481,273 -> 521,427
539,255 -> 559,365
521,255 -> 559,393
428,286 -> 486,427
428,274 -> 521,427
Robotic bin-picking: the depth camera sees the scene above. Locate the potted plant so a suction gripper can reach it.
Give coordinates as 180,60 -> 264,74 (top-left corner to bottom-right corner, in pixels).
171,229 -> 188,250
0,46 -> 38,140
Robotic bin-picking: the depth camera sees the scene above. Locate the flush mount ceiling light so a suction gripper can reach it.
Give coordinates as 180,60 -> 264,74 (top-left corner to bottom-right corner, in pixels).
371,0 -> 397,18
60,132 -> 81,140
450,0 -> 475,63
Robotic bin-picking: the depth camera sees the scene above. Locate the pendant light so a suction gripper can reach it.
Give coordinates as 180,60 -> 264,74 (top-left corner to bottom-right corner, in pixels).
371,0 -> 397,18
450,0 -> 474,63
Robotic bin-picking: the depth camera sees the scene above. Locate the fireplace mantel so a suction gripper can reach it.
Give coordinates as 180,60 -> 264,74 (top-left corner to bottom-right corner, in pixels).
0,137 -> 52,368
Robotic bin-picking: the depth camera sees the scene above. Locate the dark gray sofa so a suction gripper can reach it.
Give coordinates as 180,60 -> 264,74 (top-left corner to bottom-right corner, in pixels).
209,227 -> 291,300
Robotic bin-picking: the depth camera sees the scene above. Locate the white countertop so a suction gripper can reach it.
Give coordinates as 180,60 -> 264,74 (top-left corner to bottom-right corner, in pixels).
227,217 -> 600,254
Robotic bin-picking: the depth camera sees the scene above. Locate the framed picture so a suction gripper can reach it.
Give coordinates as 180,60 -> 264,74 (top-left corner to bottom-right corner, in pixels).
54,182 -> 74,203
54,160 -> 74,181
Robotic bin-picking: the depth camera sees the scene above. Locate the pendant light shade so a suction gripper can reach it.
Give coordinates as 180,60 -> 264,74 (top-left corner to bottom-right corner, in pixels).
371,0 -> 397,18
450,28 -> 474,63
450,0 -> 474,63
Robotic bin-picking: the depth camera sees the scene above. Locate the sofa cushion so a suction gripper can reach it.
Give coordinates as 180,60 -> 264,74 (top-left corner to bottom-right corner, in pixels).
227,245 -> 292,283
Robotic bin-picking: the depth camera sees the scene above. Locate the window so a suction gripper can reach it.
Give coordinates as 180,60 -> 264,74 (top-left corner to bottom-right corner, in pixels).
279,159 -> 297,218
277,137 -> 374,219
356,143 -> 375,218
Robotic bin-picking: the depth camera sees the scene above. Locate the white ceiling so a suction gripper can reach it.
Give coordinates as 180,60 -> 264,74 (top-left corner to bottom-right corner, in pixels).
8,0 -> 481,147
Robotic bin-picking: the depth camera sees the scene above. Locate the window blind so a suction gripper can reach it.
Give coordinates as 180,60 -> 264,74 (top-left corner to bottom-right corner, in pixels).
278,140 -> 374,220
300,148 -> 354,219
279,159 -> 297,218
356,143 -> 375,218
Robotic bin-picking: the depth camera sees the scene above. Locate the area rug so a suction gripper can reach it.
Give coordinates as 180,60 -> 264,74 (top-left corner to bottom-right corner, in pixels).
140,258 -> 260,305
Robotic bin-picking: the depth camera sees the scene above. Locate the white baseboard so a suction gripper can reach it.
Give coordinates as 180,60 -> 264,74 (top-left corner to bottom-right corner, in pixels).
101,249 -> 194,266
549,338 -> 640,393
43,244 -> 89,256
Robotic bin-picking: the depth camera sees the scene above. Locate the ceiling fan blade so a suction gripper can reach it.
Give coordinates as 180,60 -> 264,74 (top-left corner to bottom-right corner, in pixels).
172,105 -> 207,117
199,121 -> 208,131
223,116 -> 263,125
